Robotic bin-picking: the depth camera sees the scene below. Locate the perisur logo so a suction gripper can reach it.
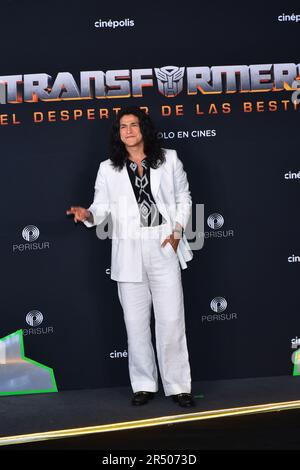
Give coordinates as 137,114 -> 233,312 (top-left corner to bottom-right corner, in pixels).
12,225 -> 50,253
26,310 -> 43,327
210,297 -> 227,313
23,310 -> 54,336
201,297 -> 238,323
199,212 -> 234,239
22,225 -> 39,242
207,213 -> 224,230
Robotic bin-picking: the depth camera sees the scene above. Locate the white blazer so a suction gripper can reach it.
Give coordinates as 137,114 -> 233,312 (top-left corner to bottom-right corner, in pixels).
84,148 -> 193,282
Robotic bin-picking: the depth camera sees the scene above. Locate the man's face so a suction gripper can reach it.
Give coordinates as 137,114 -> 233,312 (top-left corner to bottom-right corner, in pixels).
119,114 -> 144,149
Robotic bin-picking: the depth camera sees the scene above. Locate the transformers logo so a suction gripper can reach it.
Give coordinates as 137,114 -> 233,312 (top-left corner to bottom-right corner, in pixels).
154,66 -> 185,97
1,63 -> 300,103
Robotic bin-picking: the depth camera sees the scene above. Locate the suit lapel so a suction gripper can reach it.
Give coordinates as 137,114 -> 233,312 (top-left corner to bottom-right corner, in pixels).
119,164 -> 137,204
150,165 -> 162,198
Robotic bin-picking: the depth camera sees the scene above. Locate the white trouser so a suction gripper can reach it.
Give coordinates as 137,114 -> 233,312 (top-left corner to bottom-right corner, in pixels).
117,223 -> 192,397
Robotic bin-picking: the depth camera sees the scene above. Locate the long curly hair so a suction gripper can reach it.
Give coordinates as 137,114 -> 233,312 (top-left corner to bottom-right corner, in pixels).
109,106 -> 166,170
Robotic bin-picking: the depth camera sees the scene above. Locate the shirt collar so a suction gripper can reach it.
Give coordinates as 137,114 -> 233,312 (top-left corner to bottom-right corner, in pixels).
126,157 -> 148,171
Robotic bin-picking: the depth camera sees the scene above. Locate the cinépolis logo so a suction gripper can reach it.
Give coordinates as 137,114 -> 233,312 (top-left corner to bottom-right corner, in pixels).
109,349 -> 128,359
284,170 -> 300,179
12,225 -> 50,253
94,18 -> 134,29
278,13 -> 300,22
23,310 -> 54,336
291,336 -> 300,376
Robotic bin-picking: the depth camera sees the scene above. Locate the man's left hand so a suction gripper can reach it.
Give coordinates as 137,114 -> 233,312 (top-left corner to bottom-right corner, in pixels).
161,231 -> 181,253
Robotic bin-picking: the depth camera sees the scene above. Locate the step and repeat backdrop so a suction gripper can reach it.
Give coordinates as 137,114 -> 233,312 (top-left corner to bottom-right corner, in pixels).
1,1 -> 299,390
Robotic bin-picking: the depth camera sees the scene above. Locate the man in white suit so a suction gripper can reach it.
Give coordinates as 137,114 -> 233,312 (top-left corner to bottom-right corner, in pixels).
66,107 -> 195,407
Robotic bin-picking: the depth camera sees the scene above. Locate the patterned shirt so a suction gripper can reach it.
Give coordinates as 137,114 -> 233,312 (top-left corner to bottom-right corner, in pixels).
126,157 -> 166,227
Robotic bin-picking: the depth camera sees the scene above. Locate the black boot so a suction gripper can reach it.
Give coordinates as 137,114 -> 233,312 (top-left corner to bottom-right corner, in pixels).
132,391 -> 155,406
172,393 -> 195,407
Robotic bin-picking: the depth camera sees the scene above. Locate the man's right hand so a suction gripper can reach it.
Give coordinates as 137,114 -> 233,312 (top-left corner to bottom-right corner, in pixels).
66,206 -> 92,223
